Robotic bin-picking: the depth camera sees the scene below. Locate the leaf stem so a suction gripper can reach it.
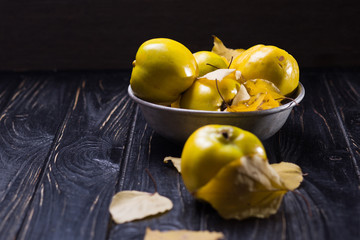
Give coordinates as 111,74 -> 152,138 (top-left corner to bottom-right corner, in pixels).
275,97 -> 298,107
292,189 -> 312,218
145,168 -> 158,194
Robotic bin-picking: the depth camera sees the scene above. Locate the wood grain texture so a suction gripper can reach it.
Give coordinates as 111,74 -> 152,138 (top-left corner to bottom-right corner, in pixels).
0,73 -> 76,239
0,0 -> 359,71
264,69 -> 360,239
0,69 -> 359,239
324,70 -> 360,181
14,72 -> 137,240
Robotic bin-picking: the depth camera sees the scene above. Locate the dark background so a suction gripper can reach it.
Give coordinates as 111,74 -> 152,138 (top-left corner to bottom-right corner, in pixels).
0,0 -> 359,71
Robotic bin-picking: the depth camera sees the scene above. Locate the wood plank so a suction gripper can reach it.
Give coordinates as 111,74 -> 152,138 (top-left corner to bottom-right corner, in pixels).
324,70 -> 360,179
15,72 -> 137,240
0,73 -> 77,239
108,113 -> 198,239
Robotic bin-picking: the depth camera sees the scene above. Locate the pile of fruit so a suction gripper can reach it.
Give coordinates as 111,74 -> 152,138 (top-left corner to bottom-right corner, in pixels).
130,36 -> 299,112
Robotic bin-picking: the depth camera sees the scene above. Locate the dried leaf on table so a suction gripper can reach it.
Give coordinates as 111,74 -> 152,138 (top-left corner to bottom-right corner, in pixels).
195,155 -> 302,220
271,162 -> 303,190
144,228 -> 225,240
164,156 -> 182,173
109,191 -> 173,224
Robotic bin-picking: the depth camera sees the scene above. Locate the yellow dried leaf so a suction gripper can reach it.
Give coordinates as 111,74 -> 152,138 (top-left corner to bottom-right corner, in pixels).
164,156 -> 182,173
212,35 -> 245,63
271,162 -> 303,190
261,93 -> 281,110
144,228 -> 225,240
250,93 -> 266,109
195,155 -> 289,220
229,94 -> 267,112
228,79 -> 284,112
109,191 -> 173,224
244,79 -> 283,99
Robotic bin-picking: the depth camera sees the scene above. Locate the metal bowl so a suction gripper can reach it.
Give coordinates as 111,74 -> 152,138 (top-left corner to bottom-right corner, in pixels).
128,83 -> 305,143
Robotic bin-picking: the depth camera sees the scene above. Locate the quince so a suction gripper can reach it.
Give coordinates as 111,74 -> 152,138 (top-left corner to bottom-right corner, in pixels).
230,45 -> 299,96
179,69 -> 241,111
130,38 -> 198,105
181,125 -> 266,192
193,51 -> 228,76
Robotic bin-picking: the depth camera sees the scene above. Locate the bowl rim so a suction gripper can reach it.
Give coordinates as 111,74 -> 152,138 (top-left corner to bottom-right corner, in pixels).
128,82 -> 305,116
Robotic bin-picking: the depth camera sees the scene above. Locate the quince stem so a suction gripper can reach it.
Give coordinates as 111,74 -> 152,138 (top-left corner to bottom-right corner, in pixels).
205,63 -> 220,69
215,79 -> 230,111
227,56 -> 234,69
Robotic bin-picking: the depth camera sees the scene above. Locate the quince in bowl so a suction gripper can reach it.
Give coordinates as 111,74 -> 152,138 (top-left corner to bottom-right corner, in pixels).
127,82 -> 304,143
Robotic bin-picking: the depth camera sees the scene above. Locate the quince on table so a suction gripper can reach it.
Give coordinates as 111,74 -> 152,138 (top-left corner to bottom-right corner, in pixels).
180,125 -> 303,220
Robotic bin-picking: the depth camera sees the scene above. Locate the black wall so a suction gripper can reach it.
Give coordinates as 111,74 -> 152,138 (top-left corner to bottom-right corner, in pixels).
0,0 -> 359,71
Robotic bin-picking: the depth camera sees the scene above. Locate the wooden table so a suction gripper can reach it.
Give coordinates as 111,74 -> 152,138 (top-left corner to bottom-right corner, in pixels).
0,68 -> 359,239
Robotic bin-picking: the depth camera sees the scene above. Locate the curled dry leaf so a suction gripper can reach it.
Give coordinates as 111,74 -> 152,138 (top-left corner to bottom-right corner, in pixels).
162,155 -> 303,220
194,155 -> 303,220
199,68 -> 235,81
109,191 -> 173,224
164,156 -> 182,173
271,162 -> 303,190
144,228 -> 225,240
245,79 -> 281,95
211,35 -> 245,63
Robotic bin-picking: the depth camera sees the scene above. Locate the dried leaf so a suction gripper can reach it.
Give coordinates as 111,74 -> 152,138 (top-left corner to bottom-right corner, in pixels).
144,228 -> 225,240
195,155 -> 289,220
228,79 -> 284,112
231,84 -> 250,106
164,156 -> 182,173
212,35 -> 245,63
271,162 -> 303,190
109,191 -> 173,224
245,79 -> 282,97
200,68 -> 235,81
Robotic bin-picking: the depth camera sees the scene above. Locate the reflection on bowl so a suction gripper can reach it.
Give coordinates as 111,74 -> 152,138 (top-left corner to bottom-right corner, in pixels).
128,83 -> 305,143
